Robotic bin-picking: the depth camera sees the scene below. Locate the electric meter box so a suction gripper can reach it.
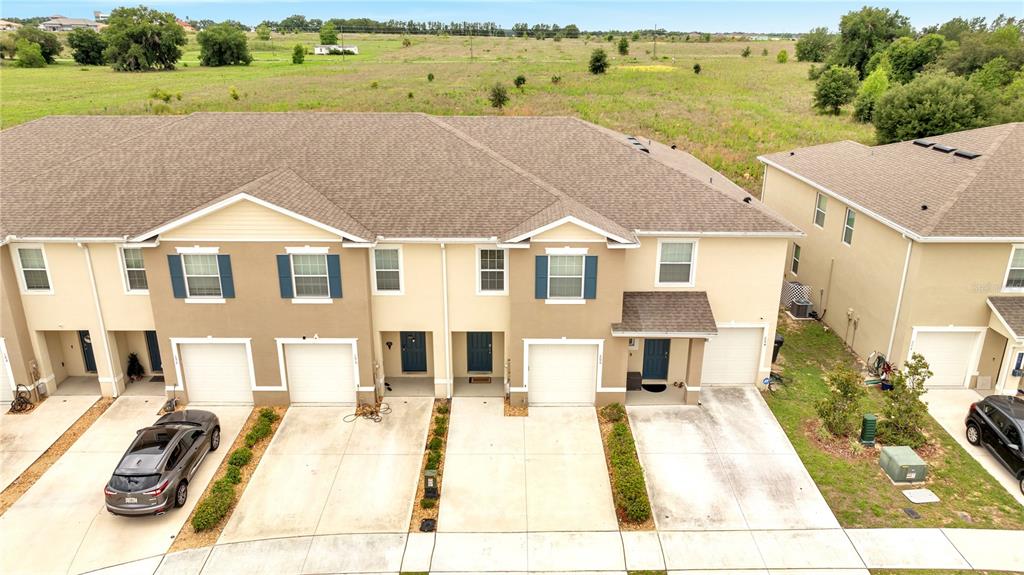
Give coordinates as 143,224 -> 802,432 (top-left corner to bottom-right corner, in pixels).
880,446 -> 927,483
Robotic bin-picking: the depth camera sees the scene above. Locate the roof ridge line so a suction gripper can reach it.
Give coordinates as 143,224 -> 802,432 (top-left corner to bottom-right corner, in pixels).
274,167 -> 377,239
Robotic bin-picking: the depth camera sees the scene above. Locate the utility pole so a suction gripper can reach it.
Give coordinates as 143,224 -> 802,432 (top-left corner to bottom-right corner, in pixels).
341,24 -> 345,62
653,24 -> 657,59
469,27 -> 474,60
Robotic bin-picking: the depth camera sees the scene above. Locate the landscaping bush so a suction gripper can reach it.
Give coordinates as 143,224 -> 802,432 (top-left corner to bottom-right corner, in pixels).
244,418 -> 272,447
433,423 -> 448,438
600,402 -> 626,422
224,464 -> 242,485
815,364 -> 864,437
420,497 -> 436,509
607,422 -> 651,523
434,415 -> 448,427
428,436 -> 443,451
259,407 -> 279,423
435,403 -> 449,415
191,480 -> 234,531
426,450 -> 441,470
228,447 -> 252,467
878,353 -> 932,448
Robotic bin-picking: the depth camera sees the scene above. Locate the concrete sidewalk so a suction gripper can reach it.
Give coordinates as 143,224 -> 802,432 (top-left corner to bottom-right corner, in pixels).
83,527 -> 1024,574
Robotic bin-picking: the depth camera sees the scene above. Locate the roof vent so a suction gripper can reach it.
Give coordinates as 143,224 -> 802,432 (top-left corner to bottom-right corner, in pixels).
742,197 -> 753,204
912,139 -> 934,147
953,149 -> 981,159
626,137 -> 650,153
932,144 -> 956,153
921,204 -> 928,211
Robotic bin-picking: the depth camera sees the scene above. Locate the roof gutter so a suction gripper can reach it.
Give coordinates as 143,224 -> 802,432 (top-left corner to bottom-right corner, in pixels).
611,330 -> 718,339
635,230 -> 804,238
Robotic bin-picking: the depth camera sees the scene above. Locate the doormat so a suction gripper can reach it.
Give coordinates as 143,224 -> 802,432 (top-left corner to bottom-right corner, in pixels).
469,376 -> 492,384
150,375 -> 165,383
641,383 -> 667,393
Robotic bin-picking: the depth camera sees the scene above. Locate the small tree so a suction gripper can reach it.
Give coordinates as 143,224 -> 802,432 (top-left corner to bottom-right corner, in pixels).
489,82 -> 509,109
292,43 -> 305,64
67,28 -> 107,65
740,46 -> 751,58
617,37 -> 629,56
796,27 -> 834,62
197,23 -> 252,66
853,66 -> 889,122
970,56 -> 1015,91
693,62 -> 701,74
0,35 -> 16,60
103,6 -> 187,71
776,49 -> 788,63
319,22 -> 338,45
589,48 -> 609,74
873,73 -> 991,143
14,39 -> 46,68
513,74 -> 526,90
761,47 -> 768,56
815,364 -> 865,437
879,354 -> 932,448
14,28 -> 61,63
813,65 -> 858,114
427,72 -> 434,82
255,24 -> 271,41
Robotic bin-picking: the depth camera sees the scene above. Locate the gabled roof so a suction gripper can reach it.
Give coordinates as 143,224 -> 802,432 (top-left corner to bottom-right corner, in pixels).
1,113 -> 800,243
612,292 -> 718,337
988,296 -> 1024,342
760,123 -> 1024,241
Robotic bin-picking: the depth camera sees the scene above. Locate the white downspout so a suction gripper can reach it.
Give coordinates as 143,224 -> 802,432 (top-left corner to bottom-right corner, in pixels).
441,243 -> 453,398
886,237 -> 914,359
79,242 -> 119,398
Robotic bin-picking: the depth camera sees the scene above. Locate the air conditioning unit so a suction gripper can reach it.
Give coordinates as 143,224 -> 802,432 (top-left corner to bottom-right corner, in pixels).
789,299 -> 812,319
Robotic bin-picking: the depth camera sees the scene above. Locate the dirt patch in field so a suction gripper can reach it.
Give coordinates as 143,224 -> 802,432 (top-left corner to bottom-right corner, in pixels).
0,397 -> 112,515
409,399 -> 449,532
169,405 -> 287,552
597,409 -> 655,531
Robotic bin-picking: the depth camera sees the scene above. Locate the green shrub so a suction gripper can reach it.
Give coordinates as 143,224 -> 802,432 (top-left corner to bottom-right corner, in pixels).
191,481 -> 235,531
259,407 -> 279,423
607,423 -> 651,522
427,72 -> 435,82
245,418 -> 272,447
878,353 -> 932,448
211,477 -> 235,496
551,74 -> 561,84
777,50 -> 789,64
420,497 -> 436,509
617,37 -> 629,56
228,447 -> 252,467
428,436 -> 443,451
513,74 -> 526,90
488,83 -> 509,109
807,64 -> 824,80
600,403 -> 626,422
589,48 -> 609,74
434,415 -> 448,426
224,464 -> 242,484
15,40 -> 46,68
433,423 -> 448,437
292,43 -> 304,64
693,63 -> 701,74
815,364 -> 864,437
813,65 -> 858,114
426,450 -> 441,470
740,46 -> 751,57
435,404 -> 449,415
149,88 -> 173,102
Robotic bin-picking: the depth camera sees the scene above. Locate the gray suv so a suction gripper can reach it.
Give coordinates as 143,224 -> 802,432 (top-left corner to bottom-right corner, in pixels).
104,410 -> 221,516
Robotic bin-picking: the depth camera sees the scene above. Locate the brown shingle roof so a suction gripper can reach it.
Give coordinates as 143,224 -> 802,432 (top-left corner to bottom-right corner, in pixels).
989,296 -> 1024,340
760,123 -> 1024,239
613,292 -> 718,336
1,113 -> 799,241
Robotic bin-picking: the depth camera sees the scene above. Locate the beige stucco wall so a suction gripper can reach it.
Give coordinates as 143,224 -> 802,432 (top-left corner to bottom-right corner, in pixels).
532,222 -> 607,242
0,245 -> 37,389
162,200 -> 339,242
445,244 -> 511,333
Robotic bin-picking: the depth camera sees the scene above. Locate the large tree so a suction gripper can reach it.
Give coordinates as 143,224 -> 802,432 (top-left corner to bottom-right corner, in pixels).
873,73 -> 992,143
813,65 -> 859,114
943,25 -> 1024,77
103,6 -> 187,71
319,22 -> 338,45
831,7 -> 912,78
197,23 -> 252,66
885,34 -> 947,84
795,27 -> 833,62
14,27 -> 61,63
67,28 -> 107,65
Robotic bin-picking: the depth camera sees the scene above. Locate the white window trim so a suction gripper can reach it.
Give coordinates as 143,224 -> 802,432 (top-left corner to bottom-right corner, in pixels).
517,338 -> 610,396
1001,244 -> 1024,293
813,193 -> 827,229
181,252 -> 224,301
654,238 -> 698,288
12,244 -> 54,295
168,337 -> 260,393
371,245 -> 404,295
547,253 -> 585,300
627,337 -> 639,350
476,245 -> 509,296
842,208 -> 856,246
118,245 -> 149,295
790,244 -> 801,276
289,253 -> 331,300
275,337 -> 365,393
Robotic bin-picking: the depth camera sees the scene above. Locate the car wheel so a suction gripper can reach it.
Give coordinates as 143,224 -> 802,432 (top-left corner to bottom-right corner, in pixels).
1020,475 -> 1024,496
210,427 -> 221,452
966,423 -> 981,446
173,482 -> 188,508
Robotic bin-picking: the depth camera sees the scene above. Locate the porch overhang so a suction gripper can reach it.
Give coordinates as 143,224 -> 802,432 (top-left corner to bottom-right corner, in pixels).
612,291 -> 718,339
988,296 -> 1024,345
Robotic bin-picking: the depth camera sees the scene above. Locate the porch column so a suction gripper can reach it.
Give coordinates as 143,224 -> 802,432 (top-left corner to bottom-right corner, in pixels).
685,338 -> 705,405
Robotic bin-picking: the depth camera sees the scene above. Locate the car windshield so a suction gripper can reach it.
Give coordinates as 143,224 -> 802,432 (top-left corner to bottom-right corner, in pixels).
109,474 -> 162,492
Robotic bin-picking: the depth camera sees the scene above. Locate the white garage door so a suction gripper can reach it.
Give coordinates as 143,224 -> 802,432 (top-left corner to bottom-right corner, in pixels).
911,330 -> 980,388
0,338 -> 12,403
284,344 -> 357,404
528,343 -> 599,405
702,327 -> 764,385
180,343 -> 253,404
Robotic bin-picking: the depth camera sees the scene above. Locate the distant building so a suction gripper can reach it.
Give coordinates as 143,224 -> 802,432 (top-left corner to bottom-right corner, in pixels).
93,11 -> 109,23
0,19 -> 22,31
38,16 -> 101,32
314,45 -> 359,55
176,19 -> 195,32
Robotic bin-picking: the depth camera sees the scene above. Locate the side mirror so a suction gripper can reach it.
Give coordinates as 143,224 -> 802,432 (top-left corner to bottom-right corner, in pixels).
1010,444 -> 1020,451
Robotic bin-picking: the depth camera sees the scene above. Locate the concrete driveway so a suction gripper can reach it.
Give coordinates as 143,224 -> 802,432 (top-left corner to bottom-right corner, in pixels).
0,397 -> 249,575
219,397 -> 432,544
926,389 -> 1024,506
0,395 -> 98,491
628,386 -> 839,531
438,397 -> 617,532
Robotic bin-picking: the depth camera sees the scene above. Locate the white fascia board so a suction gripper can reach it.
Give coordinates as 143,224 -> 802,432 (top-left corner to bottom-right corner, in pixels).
611,330 -> 717,338
375,237 -> 498,244
634,230 -> 805,238
506,215 -> 634,245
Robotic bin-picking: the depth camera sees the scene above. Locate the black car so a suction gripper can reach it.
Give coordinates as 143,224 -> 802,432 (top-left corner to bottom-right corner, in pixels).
104,410 -> 221,516
965,395 -> 1024,494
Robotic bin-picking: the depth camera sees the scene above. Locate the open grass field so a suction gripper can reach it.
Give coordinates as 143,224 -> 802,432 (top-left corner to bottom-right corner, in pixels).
0,32 -> 874,193
766,316 -> 1024,530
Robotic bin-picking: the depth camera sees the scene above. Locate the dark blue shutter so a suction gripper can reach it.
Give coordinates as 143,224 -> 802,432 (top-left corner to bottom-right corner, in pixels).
167,255 -> 186,298
218,255 -> 235,298
535,255 -> 548,299
327,254 -> 342,298
583,255 -> 598,299
276,255 -> 293,299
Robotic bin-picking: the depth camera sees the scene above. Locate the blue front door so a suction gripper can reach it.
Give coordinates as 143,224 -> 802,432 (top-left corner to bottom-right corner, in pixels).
466,332 -> 493,373
145,331 -> 163,372
78,330 -> 97,373
642,339 -> 670,380
400,331 -> 428,372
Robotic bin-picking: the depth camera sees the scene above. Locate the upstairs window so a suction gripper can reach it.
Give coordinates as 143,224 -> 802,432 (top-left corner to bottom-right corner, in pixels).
17,247 -> 51,292
373,247 -> 402,293
182,254 -> 222,298
292,254 -> 329,298
656,240 -> 696,286
842,208 -> 856,245
478,248 -> 507,294
548,255 -> 584,298
121,247 -> 148,292
1004,246 -> 1024,291
791,244 -> 801,275
814,193 -> 827,228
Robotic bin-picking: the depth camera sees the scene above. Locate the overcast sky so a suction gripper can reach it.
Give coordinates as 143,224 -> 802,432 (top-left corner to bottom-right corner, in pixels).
3,1 -> 1021,33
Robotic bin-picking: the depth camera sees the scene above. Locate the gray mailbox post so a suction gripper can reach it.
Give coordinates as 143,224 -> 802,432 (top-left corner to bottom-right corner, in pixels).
424,469 -> 439,499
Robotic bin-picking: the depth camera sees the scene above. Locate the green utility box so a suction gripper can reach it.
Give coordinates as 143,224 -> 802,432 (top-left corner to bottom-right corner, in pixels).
880,446 -> 927,483
860,414 -> 877,446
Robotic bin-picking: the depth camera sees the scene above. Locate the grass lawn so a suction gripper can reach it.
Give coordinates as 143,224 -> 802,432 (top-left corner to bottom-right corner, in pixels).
765,316 -> 1024,530
0,32 -> 873,194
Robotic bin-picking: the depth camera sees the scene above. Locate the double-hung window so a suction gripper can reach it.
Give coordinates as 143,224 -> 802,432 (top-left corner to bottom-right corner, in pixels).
1004,246 -> 1024,291
842,208 -> 856,245
373,248 -> 402,293
791,244 -> 801,275
478,248 -> 507,294
291,254 -> 329,298
814,193 -> 827,228
182,254 -> 222,298
121,247 -> 148,292
548,255 -> 584,299
17,247 -> 51,292
656,240 -> 696,286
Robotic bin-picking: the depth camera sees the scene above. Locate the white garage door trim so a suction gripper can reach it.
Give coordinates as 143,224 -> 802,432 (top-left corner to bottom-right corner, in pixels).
276,338 -> 360,404
169,338 -> 259,404
908,327 -> 985,388
0,337 -> 16,403
701,324 -> 766,386
521,338 -> 605,405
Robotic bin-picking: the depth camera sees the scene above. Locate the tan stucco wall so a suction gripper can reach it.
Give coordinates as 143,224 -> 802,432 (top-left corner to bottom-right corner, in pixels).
162,199 -> 339,242
532,222 -> 607,242
761,168 -> 908,360
147,241 -> 374,405
0,245 -> 37,389
445,244 -> 511,333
